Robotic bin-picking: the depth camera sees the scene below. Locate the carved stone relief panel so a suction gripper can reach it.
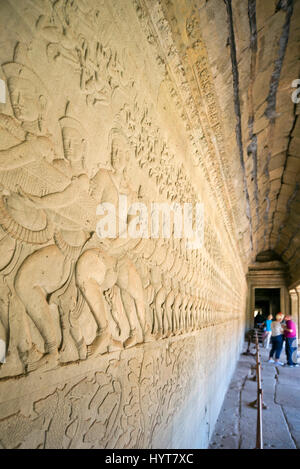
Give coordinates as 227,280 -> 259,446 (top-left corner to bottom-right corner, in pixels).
0,324 -> 243,449
0,0 -> 247,448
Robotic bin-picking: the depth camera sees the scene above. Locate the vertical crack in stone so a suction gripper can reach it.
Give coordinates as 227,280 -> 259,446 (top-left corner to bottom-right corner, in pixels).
224,0 -> 253,251
247,1 -> 260,241
248,0 -> 257,54
269,107 -> 298,252
264,0 -> 294,121
263,0 -> 295,253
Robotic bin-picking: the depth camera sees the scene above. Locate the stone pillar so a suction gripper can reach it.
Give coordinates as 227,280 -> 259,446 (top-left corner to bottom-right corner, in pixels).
290,289 -> 298,322
295,287 -> 300,345
289,288 -> 300,345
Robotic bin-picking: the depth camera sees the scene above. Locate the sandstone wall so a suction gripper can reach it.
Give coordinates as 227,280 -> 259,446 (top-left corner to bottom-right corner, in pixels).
0,0 -> 247,448
0,323 -> 244,449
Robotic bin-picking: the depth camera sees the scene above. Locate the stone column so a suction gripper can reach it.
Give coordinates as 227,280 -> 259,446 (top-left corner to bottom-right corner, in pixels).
289,288 -> 299,345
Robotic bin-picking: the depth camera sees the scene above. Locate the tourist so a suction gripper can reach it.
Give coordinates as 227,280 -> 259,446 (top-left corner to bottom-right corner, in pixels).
263,314 -> 273,349
283,315 -> 299,367
254,311 -> 264,328
268,313 -> 285,365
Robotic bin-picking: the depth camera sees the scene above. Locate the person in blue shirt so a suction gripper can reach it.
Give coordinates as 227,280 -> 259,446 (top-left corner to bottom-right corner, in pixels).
263,314 -> 273,349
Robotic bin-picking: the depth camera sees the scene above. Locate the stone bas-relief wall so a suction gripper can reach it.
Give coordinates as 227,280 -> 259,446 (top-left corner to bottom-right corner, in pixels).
0,323 -> 243,449
0,0 -> 246,448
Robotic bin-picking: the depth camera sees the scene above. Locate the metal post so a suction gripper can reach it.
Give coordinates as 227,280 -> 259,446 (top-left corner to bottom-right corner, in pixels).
255,332 -> 263,449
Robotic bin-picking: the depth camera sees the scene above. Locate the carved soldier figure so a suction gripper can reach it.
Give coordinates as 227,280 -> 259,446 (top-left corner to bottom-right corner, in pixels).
172,278 -> 183,334
75,130 -> 152,355
149,266 -> 163,338
0,43 -> 60,376
17,127 -> 150,364
11,106 -> 93,370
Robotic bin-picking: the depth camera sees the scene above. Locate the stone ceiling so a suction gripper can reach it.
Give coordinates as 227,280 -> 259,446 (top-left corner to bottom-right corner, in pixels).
151,0 -> 300,286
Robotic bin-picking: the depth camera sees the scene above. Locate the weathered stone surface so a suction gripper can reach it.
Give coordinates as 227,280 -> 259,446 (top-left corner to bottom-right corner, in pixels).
0,0 -> 299,449
0,0 -> 249,449
0,327 -> 243,449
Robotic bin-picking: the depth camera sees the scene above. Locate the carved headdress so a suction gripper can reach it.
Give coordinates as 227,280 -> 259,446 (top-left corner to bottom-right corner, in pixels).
59,103 -> 87,168
108,127 -> 132,159
2,43 -> 50,133
59,116 -> 87,137
59,101 -> 87,135
2,43 -> 49,100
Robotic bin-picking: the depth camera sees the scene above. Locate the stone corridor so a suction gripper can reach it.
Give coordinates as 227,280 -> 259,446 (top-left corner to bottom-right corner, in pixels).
209,343 -> 300,449
0,0 -> 299,449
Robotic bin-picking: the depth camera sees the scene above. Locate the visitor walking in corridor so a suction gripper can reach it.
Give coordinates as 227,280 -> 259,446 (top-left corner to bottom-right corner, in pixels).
263,314 -> 273,349
283,315 -> 299,367
268,313 -> 285,365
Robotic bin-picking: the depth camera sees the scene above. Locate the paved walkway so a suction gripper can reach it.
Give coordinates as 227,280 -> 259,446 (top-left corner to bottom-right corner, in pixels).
209,342 -> 300,449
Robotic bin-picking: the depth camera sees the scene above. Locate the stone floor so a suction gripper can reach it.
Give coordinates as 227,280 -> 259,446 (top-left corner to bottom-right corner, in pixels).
209,342 -> 300,449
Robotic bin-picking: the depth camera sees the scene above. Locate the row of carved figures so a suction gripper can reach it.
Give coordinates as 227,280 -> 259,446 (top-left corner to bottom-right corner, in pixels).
0,219 -> 238,378
0,40 -> 240,378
